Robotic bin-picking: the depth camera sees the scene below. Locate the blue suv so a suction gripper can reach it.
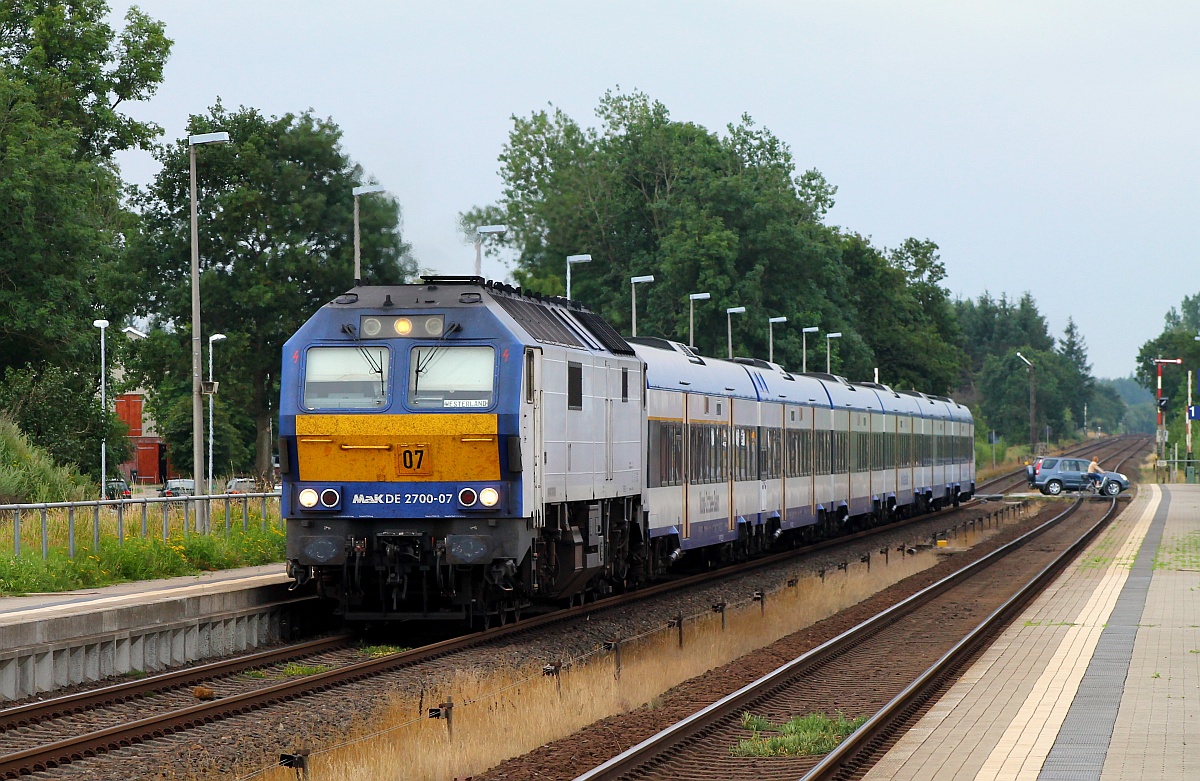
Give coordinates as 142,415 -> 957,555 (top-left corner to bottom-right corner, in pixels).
1026,457 -> 1129,496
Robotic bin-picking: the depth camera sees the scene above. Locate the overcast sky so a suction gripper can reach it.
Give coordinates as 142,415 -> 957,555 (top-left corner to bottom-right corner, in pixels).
110,1 -> 1198,379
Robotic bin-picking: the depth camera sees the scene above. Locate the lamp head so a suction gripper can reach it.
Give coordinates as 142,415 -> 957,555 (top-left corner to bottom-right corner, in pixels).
631,275 -> 655,284
802,326 -> 819,334
769,316 -> 787,324
476,224 -> 507,238
1015,351 -> 1033,368
93,319 -> 109,329
726,306 -> 746,315
567,254 -> 591,264
827,331 -> 842,339
689,292 -> 711,301
209,333 -> 227,343
353,184 -> 386,197
189,132 -> 230,146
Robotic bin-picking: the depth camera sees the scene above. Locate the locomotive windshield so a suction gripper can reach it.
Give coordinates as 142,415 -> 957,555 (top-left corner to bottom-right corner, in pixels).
303,346 -> 389,409
408,345 -> 495,409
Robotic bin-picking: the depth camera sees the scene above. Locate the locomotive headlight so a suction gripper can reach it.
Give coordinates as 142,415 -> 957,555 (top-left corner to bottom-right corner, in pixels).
320,488 -> 341,508
458,487 -> 478,506
479,487 -> 500,507
361,317 -> 382,337
423,316 -> 444,336
298,488 -> 319,508
393,317 -> 413,336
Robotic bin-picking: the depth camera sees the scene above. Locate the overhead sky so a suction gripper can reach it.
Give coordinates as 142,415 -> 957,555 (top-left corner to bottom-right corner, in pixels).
109,1 -> 1196,378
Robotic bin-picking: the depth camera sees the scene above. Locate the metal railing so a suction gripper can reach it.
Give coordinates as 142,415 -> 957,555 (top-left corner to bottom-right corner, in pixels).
0,493 -> 282,559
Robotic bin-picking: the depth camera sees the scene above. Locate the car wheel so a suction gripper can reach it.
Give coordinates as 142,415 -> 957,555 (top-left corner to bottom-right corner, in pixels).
1104,481 -> 1121,496
1045,480 -> 1063,496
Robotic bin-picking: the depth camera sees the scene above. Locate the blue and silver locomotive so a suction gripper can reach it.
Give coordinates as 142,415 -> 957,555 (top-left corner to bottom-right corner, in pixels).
280,277 -> 974,623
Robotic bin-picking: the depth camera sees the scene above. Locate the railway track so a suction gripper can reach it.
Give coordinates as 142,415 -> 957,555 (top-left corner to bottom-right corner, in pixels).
1,438 -> 1144,778
567,441 -> 1146,781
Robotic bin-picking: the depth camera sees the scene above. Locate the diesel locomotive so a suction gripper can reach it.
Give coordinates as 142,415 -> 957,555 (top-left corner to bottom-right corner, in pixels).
280,277 -> 975,623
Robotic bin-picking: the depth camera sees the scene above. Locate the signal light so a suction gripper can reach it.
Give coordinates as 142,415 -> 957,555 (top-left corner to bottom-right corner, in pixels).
394,317 -> 413,336
320,488 -> 340,507
1158,397 -> 1170,409
298,488 -> 319,508
361,317 -> 382,337
424,316 -> 444,337
479,487 -> 499,507
458,487 -> 478,506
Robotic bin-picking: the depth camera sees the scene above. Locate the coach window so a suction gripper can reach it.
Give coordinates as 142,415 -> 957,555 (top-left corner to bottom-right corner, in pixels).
622,367 -> 629,402
524,349 -> 535,404
407,345 -> 495,409
303,346 -> 389,409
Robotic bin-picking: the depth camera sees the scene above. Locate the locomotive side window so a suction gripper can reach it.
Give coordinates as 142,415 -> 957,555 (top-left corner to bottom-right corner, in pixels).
407,346 -> 495,409
567,362 -> 583,410
303,346 -> 389,409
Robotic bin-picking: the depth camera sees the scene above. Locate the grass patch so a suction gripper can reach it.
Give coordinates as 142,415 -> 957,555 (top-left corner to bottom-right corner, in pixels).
359,644 -> 409,659
0,524 -> 285,594
243,663 -> 331,681
731,711 -> 868,757
281,663 -> 331,677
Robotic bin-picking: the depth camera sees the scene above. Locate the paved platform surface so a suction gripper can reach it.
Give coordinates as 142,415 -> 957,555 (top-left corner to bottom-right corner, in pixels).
0,563 -> 289,622
865,483 -> 1200,781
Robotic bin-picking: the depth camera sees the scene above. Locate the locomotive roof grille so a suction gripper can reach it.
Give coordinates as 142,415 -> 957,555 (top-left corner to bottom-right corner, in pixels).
574,310 -> 636,356
493,295 -> 584,350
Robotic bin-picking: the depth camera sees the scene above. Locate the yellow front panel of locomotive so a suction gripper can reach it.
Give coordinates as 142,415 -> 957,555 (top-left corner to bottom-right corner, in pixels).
295,414 -> 500,482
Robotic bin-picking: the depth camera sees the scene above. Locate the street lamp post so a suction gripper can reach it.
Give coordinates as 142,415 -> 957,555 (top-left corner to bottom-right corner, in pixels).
475,225 -> 507,277
825,332 -> 842,374
207,333 -> 226,494
1016,352 -> 1035,453
726,307 -> 746,359
566,254 -> 591,300
688,292 -> 711,348
768,316 -> 787,363
352,184 -> 386,286
93,319 -> 109,497
801,326 -> 818,373
630,275 -> 654,336
189,130 -> 230,518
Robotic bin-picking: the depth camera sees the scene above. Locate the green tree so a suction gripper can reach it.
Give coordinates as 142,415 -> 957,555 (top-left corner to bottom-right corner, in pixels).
464,90 -> 964,391
978,347 -> 1078,445
1057,317 -> 1094,430
125,104 -> 416,478
0,363 -> 130,479
0,0 -> 171,160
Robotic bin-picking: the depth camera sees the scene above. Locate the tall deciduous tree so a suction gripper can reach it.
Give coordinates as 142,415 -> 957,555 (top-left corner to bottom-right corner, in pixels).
0,0 -> 171,160
464,90 -> 963,391
125,104 -> 416,478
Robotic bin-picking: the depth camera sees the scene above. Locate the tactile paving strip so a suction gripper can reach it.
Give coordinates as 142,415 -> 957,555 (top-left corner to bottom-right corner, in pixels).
1037,491 -> 1172,781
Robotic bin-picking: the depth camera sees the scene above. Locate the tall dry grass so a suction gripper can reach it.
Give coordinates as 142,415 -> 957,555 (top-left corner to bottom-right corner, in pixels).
235,528 -> 1030,781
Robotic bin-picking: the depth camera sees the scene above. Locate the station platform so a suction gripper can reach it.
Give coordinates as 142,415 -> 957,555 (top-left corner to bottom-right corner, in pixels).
0,564 -> 302,701
865,483 -> 1200,781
